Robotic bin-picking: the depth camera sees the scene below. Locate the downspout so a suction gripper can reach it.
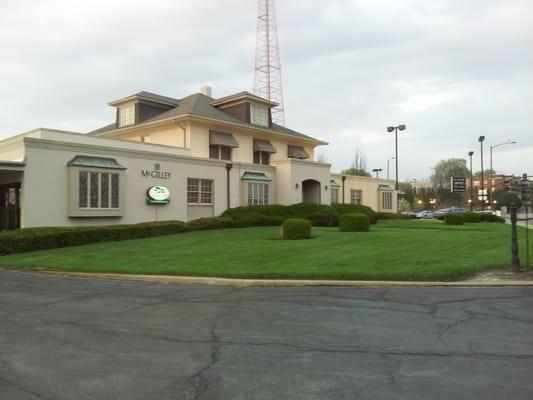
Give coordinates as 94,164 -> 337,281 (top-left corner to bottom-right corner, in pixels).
226,163 -> 233,210
342,175 -> 346,203
172,118 -> 187,148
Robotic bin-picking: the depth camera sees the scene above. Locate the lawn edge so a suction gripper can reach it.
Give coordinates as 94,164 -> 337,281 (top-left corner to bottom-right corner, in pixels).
22,270 -> 533,287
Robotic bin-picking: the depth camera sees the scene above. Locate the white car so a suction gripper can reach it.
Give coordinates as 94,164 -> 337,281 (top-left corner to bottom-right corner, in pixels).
416,210 -> 433,219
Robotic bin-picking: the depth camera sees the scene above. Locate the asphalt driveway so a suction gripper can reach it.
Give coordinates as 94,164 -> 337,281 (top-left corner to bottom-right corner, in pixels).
0,270 -> 532,400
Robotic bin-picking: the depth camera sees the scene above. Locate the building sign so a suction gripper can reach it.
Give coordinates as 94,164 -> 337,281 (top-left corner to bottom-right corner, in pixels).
147,186 -> 170,205
141,170 -> 171,179
451,177 -> 466,193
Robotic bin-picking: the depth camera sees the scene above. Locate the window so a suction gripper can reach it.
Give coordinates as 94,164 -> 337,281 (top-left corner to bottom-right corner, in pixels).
382,192 -> 393,210
248,183 -> 269,205
331,188 -> 339,204
118,105 -> 134,127
350,189 -> 362,205
79,171 -> 120,209
188,178 -> 213,204
250,103 -> 269,127
209,145 -> 232,161
253,151 -> 271,165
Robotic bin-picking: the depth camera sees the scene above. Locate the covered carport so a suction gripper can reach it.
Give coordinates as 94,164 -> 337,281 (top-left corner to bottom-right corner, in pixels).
0,161 -> 24,231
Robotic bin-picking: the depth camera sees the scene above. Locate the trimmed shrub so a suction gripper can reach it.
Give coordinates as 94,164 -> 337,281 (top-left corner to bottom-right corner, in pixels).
444,213 -> 465,225
479,213 -> 506,223
376,212 -> 414,220
0,221 -> 190,255
231,214 -> 284,228
339,213 -> 370,232
222,202 -> 378,226
282,218 -> 312,240
307,212 -> 339,227
463,212 -> 482,223
187,217 -> 234,231
331,204 -> 378,224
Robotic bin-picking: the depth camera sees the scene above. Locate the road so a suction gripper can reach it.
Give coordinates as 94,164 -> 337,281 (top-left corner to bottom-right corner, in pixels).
1,270 -> 532,400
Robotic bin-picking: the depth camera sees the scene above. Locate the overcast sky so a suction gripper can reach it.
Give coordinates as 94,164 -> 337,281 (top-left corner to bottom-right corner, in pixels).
1,0 -> 531,180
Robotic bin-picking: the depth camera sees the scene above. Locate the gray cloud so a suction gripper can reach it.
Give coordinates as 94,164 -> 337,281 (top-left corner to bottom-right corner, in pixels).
0,0 -> 531,179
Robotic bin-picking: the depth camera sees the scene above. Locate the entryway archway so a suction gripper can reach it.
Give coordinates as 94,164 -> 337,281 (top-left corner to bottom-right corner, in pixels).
302,179 -> 321,203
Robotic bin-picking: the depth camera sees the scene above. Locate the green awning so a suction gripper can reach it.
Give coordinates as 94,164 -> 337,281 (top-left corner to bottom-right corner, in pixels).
241,172 -> 272,182
67,155 -> 126,170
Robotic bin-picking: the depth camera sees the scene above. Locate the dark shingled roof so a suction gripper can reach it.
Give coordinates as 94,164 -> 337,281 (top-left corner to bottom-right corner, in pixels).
108,91 -> 181,106
89,92 -> 323,143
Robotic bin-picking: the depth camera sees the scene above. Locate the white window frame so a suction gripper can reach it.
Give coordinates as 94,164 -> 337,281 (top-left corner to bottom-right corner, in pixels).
119,104 -> 135,127
382,192 -> 393,210
187,178 -> 213,205
350,189 -> 362,205
331,188 -> 339,204
250,103 -> 269,127
79,171 -> 120,210
248,182 -> 269,205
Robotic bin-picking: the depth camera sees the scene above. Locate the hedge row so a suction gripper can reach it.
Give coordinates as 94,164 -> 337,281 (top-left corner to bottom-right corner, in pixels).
444,213 -> 465,225
222,203 -> 378,226
0,203 -> 388,255
0,213 -> 290,255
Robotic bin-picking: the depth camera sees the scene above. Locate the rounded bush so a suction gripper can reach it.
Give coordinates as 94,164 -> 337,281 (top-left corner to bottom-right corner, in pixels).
339,213 -> 370,232
444,213 -> 465,225
282,218 -> 312,240
463,212 -> 482,223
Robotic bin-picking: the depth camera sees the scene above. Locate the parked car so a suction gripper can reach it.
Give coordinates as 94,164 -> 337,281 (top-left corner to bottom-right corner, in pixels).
416,210 -> 433,219
433,207 -> 468,220
401,211 -> 417,217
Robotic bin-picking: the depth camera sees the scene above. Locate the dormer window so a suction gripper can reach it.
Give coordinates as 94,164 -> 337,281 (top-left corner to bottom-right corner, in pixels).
250,103 -> 269,127
118,104 -> 135,127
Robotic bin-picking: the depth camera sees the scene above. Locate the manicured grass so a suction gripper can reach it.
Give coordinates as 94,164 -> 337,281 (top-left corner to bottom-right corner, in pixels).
0,220 -> 529,281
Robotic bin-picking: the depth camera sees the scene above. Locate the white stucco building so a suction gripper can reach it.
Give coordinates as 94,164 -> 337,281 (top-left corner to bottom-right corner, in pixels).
0,88 -> 398,230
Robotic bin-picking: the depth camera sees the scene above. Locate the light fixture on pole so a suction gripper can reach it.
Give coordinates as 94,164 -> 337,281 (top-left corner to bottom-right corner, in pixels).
372,168 -> 383,179
478,136 -> 485,211
387,125 -> 406,191
468,151 -> 474,211
387,157 -> 395,180
489,140 -> 516,207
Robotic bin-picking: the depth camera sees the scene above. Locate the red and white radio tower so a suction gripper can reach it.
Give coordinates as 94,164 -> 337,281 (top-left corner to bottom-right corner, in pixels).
254,0 -> 285,126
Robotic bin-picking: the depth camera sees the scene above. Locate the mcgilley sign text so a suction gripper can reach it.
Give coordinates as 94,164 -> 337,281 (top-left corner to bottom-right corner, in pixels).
141,170 -> 171,179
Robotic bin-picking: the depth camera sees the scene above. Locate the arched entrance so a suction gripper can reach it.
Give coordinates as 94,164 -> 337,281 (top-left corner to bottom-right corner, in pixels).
302,179 -> 321,203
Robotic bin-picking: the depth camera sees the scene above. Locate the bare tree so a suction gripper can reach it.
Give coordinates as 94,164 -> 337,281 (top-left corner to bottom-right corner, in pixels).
341,147 -> 370,177
350,147 -> 368,171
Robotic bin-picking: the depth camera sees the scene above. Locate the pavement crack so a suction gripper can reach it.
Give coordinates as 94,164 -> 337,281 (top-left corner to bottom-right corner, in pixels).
0,374 -> 53,400
437,306 -> 476,347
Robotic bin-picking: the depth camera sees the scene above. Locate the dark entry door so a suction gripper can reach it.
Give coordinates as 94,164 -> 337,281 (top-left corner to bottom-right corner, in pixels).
0,184 -> 21,231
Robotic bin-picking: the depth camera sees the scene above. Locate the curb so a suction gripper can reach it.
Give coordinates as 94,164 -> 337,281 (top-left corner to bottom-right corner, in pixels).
32,271 -> 533,287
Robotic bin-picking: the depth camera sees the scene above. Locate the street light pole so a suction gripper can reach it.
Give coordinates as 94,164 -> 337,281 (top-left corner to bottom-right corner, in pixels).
387,157 -> 395,181
387,125 -> 406,191
479,136 -> 485,211
468,151 -> 474,211
372,168 -> 383,179
489,140 -> 516,208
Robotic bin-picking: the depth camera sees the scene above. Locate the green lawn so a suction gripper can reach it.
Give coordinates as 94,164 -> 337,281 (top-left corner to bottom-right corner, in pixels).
0,220 -> 529,281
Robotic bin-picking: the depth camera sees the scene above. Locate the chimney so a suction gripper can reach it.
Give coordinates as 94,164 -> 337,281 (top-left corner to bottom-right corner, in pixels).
200,86 -> 212,97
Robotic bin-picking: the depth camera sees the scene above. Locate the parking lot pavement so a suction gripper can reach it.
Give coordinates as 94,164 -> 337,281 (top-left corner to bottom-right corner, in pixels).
1,270 -> 532,400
